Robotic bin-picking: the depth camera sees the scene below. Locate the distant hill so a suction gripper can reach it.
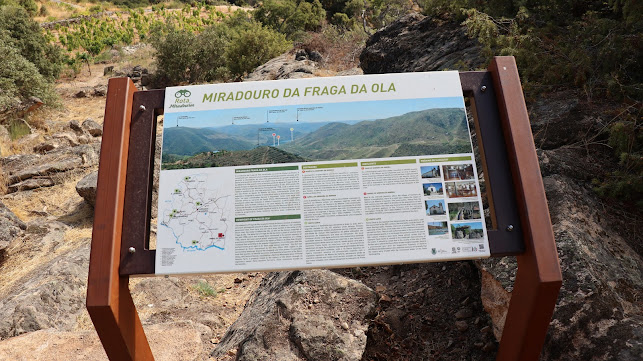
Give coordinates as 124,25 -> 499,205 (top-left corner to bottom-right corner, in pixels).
281,108 -> 471,160
162,127 -> 254,156
211,122 -> 334,145
162,146 -> 308,170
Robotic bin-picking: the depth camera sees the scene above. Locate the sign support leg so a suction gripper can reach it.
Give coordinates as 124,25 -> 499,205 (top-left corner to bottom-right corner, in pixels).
86,78 -> 154,361
489,57 -> 563,361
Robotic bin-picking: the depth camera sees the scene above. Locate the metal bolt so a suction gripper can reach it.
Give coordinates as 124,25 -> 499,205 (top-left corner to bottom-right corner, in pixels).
128,247 -> 136,254
139,105 -> 146,112
480,85 -> 487,92
506,225 -> 514,232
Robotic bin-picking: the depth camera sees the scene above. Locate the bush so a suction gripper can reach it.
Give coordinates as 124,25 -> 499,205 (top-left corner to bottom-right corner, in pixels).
17,0 -> 36,15
0,6 -> 63,80
253,0 -> 325,37
439,1 -> 642,203
0,39 -> 57,114
151,13 -> 291,85
38,4 -> 48,16
225,21 -> 291,78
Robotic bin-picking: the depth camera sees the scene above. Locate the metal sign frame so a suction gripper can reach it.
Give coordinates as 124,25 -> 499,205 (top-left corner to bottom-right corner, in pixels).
86,57 -> 562,360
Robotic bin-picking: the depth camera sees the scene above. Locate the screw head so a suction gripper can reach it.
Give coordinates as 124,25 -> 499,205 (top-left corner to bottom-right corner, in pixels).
139,105 -> 146,111
506,225 -> 514,232
128,247 -> 136,254
481,85 -> 487,92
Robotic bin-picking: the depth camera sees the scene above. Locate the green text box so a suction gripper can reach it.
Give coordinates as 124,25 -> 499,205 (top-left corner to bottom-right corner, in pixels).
361,159 -> 417,166
235,214 -> 301,222
235,165 -> 299,173
419,156 -> 472,163
302,162 -> 357,169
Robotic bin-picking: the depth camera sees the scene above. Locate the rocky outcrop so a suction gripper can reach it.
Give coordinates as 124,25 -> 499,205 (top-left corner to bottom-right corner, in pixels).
75,171 -> 98,207
0,222 -> 87,339
0,202 -> 26,252
245,53 -> 318,81
360,13 -> 485,73
362,13 -> 643,360
212,270 -> 377,361
1,143 -> 100,193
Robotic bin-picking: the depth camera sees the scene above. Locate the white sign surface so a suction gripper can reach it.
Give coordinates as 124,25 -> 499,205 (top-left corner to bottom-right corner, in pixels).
156,72 -> 490,275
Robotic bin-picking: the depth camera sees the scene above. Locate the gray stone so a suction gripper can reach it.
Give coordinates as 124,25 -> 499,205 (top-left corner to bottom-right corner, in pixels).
52,132 -> 80,146
69,120 -> 82,132
3,144 -> 100,193
360,13 -> 485,74
455,321 -> 469,332
103,66 -> 114,76
7,177 -> 55,193
92,85 -> 107,97
0,223 -> 87,339
76,171 -> 98,206
82,119 -> 102,137
246,54 -> 317,81
74,90 -> 88,98
212,270 -> 377,361
0,201 -> 27,251
337,68 -> 364,76
33,142 -> 58,154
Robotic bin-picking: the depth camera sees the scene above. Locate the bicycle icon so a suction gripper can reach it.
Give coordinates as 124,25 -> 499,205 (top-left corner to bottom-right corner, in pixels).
175,89 -> 192,98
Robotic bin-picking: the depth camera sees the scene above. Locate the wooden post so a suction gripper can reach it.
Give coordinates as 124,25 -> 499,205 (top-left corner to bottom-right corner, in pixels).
490,57 -> 563,361
86,78 -> 154,361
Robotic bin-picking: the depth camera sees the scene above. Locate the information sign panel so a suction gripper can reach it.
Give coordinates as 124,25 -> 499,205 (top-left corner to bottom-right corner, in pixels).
156,72 -> 490,274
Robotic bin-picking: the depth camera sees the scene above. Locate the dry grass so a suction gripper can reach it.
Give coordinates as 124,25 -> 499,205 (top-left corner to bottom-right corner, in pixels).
1,170 -> 89,222
0,171 -> 94,295
297,26 -> 369,72
34,1 -> 122,23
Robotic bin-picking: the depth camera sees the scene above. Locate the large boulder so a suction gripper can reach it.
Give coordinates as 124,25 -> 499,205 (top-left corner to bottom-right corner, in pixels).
1,143 -> 100,193
0,201 -> 26,252
246,53 -> 318,81
0,222 -> 88,339
212,270 -> 377,361
361,12 -> 643,360
75,171 -> 98,207
360,13 -> 485,73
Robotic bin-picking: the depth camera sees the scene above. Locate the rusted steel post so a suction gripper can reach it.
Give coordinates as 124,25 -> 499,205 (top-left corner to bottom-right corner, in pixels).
489,57 -> 563,361
86,77 -> 154,361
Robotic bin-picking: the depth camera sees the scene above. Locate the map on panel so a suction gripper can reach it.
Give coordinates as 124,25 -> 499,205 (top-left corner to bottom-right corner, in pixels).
159,173 -> 231,252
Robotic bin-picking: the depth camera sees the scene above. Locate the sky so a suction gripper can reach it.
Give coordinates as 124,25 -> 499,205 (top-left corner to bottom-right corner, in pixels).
165,97 -> 465,128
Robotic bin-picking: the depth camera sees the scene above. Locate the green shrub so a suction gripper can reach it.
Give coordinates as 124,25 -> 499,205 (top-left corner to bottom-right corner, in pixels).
0,39 -> 57,114
151,13 -> 291,86
8,119 -> 31,140
0,6 -> 63,80
18,0 -> 36,15
191,280 -> 219,297
253,0 -> 325,37
441,1 -> 642,203
38,4 -> 48,16
225,21 -> 291,78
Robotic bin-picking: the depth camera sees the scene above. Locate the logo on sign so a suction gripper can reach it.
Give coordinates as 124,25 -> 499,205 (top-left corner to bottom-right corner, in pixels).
170,89 -> 195,109
175,89 -> 192,98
